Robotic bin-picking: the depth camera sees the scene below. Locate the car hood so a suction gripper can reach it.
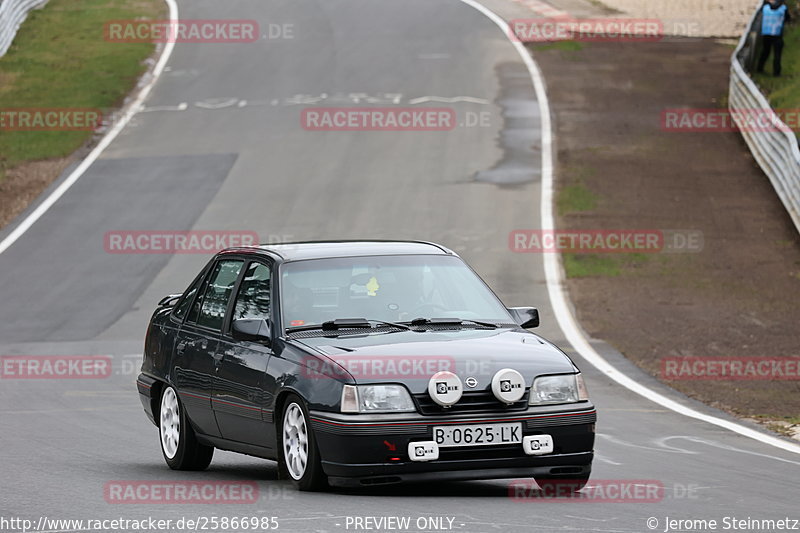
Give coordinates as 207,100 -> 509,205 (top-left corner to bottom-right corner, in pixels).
293,328 -> 577,392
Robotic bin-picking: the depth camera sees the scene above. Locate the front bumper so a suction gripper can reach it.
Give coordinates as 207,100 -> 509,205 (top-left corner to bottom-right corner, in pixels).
310,403 -> 596,487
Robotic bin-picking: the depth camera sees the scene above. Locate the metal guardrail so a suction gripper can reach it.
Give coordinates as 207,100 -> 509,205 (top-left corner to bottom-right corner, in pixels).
0,0 -> 48,57
730,1 -> 800,233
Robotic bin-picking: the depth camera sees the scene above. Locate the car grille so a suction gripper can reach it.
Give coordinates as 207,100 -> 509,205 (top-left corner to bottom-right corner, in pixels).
413,390 -> 530,415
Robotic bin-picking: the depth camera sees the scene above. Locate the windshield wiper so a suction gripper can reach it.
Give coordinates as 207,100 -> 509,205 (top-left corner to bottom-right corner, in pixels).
404,317 -> 500,329
286,318 -> 411,334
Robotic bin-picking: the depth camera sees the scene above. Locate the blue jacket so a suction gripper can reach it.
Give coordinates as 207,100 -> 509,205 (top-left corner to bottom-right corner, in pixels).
762,3 -> 790,36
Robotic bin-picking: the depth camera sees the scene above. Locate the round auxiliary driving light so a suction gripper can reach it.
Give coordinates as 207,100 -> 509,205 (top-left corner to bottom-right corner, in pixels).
491,368 -> 526,404
427,371 -> 463,407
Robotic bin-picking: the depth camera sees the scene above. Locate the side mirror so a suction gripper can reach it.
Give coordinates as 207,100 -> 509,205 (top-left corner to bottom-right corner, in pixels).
232,318 -> 272,344
158,293 -> 183,307
508,307 -> 540,329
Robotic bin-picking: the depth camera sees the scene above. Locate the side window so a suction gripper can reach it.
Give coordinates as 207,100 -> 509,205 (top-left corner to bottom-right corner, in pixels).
186,271 -> 212,325
173,271 -> 206,320
194,260 -> 244,331
232,262 -> 272,323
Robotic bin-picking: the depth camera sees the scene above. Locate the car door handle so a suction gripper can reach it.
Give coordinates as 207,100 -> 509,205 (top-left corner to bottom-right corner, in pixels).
215,349 -> 234,362
212,349 -> 230,369
177,338 -> 208,355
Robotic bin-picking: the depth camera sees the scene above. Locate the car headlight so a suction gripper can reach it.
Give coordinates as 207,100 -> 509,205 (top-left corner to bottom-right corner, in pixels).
529,373 -> 589,405
340,384 -> 416,413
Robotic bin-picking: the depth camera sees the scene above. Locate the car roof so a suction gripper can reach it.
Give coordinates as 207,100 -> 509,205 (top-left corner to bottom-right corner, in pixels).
220,240 -> 455,262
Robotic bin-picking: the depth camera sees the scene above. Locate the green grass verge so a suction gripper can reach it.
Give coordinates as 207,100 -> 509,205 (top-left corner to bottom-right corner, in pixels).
533,41 -> 585,52
558,181 -> 598,215
558,165 -> 599,215
752,414 -> 800,424
0,0 -> 164,179
563,253 -> 650,278
751,414 -> 800,437
751,1 -> 800,138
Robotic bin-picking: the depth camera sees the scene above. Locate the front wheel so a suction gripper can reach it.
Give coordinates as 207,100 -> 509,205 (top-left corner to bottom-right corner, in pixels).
281,394 -> 327,491
159,386 -> 214,470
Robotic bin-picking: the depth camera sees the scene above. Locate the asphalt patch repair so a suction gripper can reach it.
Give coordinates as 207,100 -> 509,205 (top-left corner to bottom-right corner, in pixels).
529,38 -> 800,429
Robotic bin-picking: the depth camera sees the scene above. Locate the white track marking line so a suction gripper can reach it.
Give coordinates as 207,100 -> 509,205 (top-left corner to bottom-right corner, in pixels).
597,433 -> 697,454
458,0 -> 800,456
594,453 -> 623,466
408,96 -> 491,104
195,97 -> 240,109
0,0 -> 180,256
139,102 -> 188,113
659,436 -> 800,466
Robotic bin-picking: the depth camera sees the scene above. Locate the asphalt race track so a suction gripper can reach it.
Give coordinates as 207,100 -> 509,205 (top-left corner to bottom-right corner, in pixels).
0,1 -> 797,532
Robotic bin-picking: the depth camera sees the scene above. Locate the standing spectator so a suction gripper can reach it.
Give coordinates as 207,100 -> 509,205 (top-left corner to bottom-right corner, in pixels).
757,0 -> 792,76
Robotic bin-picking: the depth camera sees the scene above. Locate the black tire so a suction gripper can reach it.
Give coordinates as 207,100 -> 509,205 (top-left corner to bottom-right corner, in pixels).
159,386 -> 214,470
280,394 -> 327,491
535,475 -> 590,496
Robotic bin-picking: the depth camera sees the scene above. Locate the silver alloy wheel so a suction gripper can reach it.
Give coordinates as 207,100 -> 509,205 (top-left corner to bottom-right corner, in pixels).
283,402 -> 309,480
160,387 -> 180,459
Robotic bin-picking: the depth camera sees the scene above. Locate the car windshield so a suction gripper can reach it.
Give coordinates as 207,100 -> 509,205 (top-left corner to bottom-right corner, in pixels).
280,255 -> 513,329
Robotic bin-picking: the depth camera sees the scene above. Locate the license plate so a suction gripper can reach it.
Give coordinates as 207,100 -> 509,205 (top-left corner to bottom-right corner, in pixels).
433,422 -> 522,447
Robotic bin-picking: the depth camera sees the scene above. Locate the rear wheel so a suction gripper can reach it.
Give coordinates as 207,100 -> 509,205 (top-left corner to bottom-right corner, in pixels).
159,386 -> 214,470
281,394 -> 327,491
